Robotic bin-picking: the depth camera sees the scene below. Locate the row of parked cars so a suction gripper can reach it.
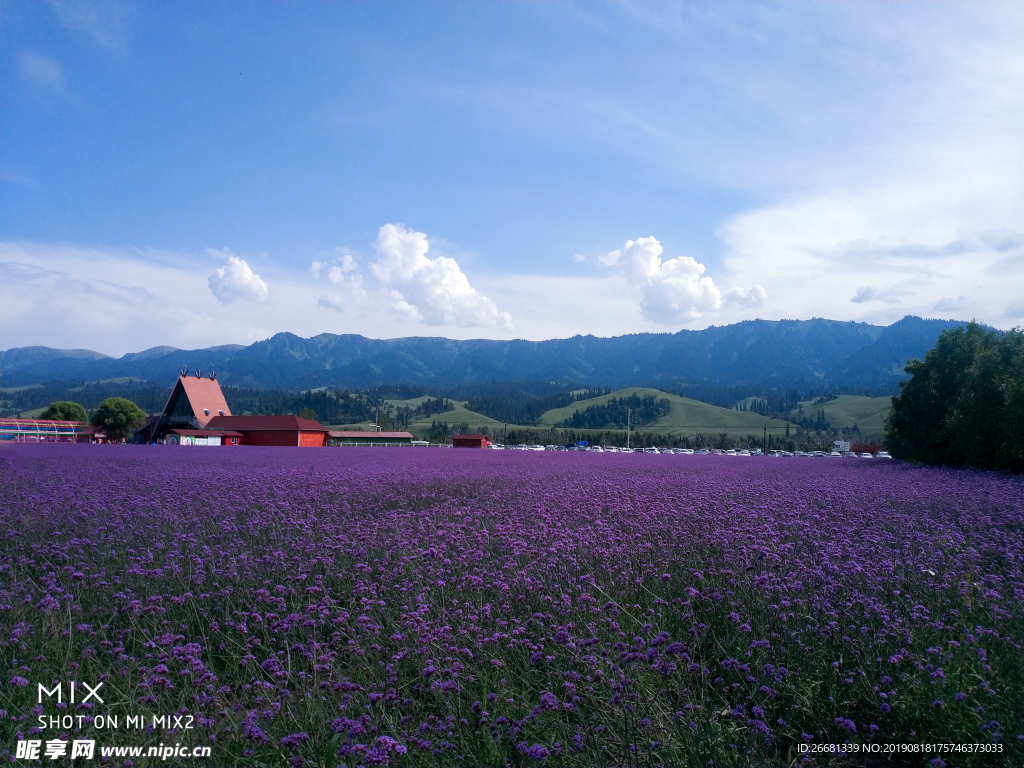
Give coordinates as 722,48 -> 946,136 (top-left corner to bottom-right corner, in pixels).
489,444 -> 891,457
768,450 -> 891,458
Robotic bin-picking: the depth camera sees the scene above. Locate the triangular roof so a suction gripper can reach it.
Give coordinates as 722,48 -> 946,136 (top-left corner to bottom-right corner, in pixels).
161,375 -> 232,427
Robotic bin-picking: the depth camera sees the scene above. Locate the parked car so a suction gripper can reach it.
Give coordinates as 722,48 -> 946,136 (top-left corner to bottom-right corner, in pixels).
859,452 -> 874,458
877,451 -> 892,459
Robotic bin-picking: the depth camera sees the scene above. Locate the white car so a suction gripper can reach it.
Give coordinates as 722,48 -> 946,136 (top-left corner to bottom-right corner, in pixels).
859,452 -> 874,458
737,450 -> 751,456
678,448 -> 694,455
876,451 -> 892,459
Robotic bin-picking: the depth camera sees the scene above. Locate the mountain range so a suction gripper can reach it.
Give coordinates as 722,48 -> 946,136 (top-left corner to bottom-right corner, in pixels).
1,316 -> 964,392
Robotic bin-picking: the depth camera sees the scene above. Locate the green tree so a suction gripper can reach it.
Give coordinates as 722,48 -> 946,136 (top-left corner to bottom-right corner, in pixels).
886,323 -> 1023,472
91,398 -> 147,442
298,407 -> 318,421
40,401 -> 88,422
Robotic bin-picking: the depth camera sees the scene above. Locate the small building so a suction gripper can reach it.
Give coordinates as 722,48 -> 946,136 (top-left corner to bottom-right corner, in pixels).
76,425 -> 106,444
167,429 -> 244,446
329,431 -> 414,447
452,434 -> 491,449
206,415 -> 329,447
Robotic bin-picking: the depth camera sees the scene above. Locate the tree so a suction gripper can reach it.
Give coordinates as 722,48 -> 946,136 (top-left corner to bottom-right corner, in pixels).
886,323 -> 1023,472
40,401 -> 88,422
91,398 -> 147,442
298,407 -> 318,421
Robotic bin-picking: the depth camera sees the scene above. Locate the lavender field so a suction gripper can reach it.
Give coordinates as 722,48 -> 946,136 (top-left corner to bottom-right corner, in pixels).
2,446 -> 1021,767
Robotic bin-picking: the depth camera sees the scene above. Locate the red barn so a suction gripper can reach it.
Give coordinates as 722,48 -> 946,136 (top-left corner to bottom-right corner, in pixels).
206,415 -> 328,447
452,434 -> 491,448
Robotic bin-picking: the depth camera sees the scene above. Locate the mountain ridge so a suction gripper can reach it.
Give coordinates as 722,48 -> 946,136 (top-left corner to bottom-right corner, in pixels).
1,316 -> 966,392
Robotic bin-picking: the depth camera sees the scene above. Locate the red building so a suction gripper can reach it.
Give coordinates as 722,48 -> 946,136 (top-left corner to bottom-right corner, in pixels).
135,371 -> 329,446
135,371 -> 234,443
452,434 -> 491,448
206,415 -> 328,447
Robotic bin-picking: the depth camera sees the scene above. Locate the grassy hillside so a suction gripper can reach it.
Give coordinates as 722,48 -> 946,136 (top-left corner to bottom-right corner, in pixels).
793,395 -> 891,439
407,400 -> 505,431
538,387 -> 794,437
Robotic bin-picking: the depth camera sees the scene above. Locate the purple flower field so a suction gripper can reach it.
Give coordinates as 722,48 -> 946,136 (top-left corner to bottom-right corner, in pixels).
1,446 -> 1022,767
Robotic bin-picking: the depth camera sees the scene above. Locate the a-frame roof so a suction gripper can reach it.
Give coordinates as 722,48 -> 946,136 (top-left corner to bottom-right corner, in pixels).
161,375 -> 232,427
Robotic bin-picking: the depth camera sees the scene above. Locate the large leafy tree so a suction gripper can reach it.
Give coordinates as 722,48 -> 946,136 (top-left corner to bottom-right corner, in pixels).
90,398 -> 147,442
886,323 -> 1023,472
40,401 -> 88,422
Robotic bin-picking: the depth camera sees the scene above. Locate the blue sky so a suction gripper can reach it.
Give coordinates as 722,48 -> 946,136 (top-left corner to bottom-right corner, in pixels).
2,1 -> 1022,354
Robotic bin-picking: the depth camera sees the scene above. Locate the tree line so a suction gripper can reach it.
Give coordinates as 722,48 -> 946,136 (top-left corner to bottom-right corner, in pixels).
886,323 -> 1022,472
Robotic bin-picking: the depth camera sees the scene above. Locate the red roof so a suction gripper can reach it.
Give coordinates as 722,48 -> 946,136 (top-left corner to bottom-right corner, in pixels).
206,415 -> 327,432
452,434 -> 490,441
163,375 -> 232,427
329,431 -> 414,439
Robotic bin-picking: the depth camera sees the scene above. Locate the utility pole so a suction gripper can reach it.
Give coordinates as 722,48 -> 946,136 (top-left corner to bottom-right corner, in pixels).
504,422 -> 507,446
763,424 -> 767,455
375,407 -> 381,433
626,408 -> 631,450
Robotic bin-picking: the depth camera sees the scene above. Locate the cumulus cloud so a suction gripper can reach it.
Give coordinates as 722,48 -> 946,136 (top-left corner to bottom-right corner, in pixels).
370,224 -> 514,330
599,236 -> 764,324
725,285 -> 767,309
207,250 -> 270,304
311,251 -> 365,313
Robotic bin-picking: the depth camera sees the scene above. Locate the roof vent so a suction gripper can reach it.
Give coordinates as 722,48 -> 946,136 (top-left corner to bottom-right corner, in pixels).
195,369 -> 202,378
218,410 -> 225,416
209,371 -> 217,380
203,409 -> 211,416
180,367 -> 189,377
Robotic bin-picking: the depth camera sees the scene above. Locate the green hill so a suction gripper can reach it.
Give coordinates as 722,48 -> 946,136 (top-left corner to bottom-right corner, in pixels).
792,395 -> 891,439
538,387 -> 794,438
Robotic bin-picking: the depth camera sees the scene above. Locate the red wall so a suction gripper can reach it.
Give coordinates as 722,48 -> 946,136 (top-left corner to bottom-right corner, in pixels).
240,430 -> 327,447
298,431 -> 326,447
244,430 -> 300,447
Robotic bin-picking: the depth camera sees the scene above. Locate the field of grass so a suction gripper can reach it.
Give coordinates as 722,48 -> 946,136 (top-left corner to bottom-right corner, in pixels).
538,387 -> 794,438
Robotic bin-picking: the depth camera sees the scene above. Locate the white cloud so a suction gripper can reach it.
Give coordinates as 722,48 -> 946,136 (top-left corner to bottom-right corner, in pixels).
851,286 -> 875,304
717,186 -> 1023,326
573,253 -> 587,263
725,285 -> 767,309
599,236 -> 764,324
207,250 -> 270,304
20,53 -> 66,97
370,223 -> 514,330
311,251 -> 365,313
